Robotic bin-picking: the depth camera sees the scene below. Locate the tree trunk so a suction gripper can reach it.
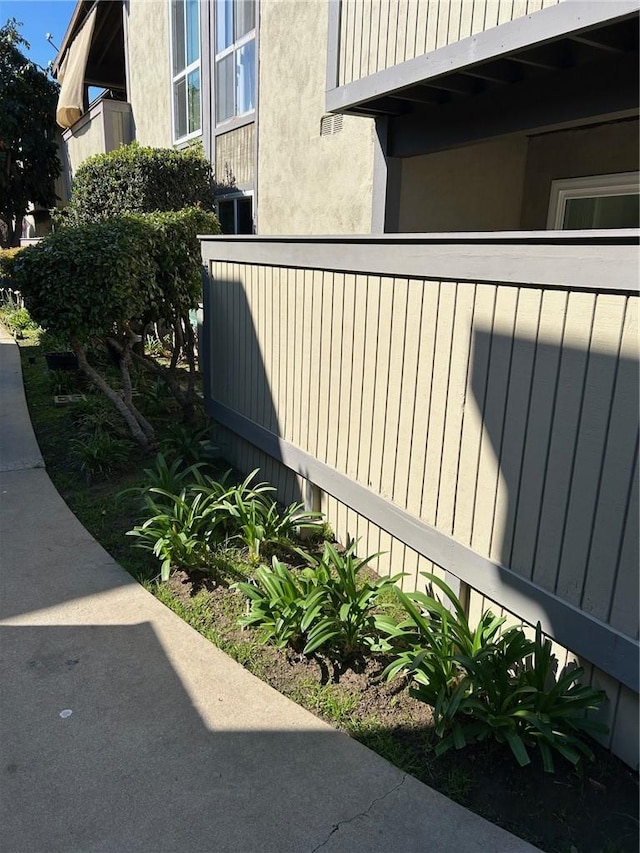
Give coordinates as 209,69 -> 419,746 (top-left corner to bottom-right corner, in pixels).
118,339 -> 155,441
72,340 -> 154,452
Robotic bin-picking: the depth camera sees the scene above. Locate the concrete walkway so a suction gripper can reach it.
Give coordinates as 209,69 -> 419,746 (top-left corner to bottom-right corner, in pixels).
0,326 -> 539,853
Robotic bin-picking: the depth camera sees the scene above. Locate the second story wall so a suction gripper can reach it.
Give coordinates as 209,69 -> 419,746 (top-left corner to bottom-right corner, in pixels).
257,0 -> 376,234
126,0 -> 173,147
337,0 -> 564,86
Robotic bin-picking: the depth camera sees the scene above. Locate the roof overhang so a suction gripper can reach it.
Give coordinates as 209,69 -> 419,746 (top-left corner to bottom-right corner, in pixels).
326,0 -> 640,120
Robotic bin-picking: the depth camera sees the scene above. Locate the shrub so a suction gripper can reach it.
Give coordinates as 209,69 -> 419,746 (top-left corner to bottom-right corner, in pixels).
301,540 -> 403,657
12,208 -> 219,449
55,143 -> 220,226
235,557 -> 324,650
0,246 -> 24,286
381,573 -> 607,772
71,430 -> 131,483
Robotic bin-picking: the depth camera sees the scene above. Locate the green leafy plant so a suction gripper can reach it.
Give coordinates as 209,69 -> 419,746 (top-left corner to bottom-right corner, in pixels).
139,452 -> 208,495
160,424 -> 212,465
71,430 -> 131,482
53,143 -> 222,227
5,306 -> 36,334
219,469 -> 322,561
301,540 -> 403,657
142,376 -> 173,414
382,573 -> 607,772
71,396 -> 126,437
234,557 -> 324,649
451,625 -> 608,772
126,486 -> 227,581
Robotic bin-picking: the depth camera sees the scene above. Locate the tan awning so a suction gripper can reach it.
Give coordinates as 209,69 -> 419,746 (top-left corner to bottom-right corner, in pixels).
56,5 -> 98,129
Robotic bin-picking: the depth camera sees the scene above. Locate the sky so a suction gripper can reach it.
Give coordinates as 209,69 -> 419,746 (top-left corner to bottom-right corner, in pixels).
1,0 -> 77,72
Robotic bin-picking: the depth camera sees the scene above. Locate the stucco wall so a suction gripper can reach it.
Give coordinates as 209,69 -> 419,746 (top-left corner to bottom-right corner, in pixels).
397,135 -> 529,232
257,0 -> 376,235
126,0 -> 173,148
520,118 -> 640,230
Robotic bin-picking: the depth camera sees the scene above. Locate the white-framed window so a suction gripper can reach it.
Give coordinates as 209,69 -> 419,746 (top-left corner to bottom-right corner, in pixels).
170,0 -> 202,143
215,0 -> 256,126
216,191 -> 254,233
547,172 -> 639,230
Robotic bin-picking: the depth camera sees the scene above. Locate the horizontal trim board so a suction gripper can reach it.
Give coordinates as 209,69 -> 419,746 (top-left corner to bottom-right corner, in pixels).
206,399 -> 638,693
326,1 -> 639,112
200,232 -> 640,292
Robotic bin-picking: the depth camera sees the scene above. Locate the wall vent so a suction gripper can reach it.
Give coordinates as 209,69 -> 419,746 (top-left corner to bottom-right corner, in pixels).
320,114 -> 344,136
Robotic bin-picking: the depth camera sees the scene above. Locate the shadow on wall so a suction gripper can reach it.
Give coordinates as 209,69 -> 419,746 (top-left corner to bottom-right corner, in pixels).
205,275 -> 304,506
470,326 -> 639,757
470,328 -> 638,637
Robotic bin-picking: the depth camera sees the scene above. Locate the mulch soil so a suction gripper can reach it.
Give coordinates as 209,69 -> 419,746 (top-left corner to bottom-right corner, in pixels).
166,569 -> 639,853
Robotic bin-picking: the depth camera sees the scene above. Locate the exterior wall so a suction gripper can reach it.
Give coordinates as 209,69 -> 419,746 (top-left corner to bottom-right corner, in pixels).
61,99 -> 133,180
521,118 -> 640,230
257,0 -> 376,234
126,0 -> 173,148
338,0 -> 564,86
201,235 -> 639,766
215,124 -> 255,188
397,135 -> 528,231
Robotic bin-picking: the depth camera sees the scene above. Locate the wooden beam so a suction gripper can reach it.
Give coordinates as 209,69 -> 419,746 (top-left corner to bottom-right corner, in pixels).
462,58 -> 522,85
570,33 -> 626,54
389,51 -> 639,158
422,73 -> 479,96
509,41 -> 569,71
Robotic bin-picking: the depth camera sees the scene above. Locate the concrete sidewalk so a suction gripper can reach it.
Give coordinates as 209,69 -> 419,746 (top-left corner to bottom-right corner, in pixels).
0,326 -> 539,853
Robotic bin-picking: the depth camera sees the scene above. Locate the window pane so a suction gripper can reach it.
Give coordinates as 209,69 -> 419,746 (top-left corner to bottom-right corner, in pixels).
564,194 -> 640,229
236,38 -> 255,116
187,68 -> 201,133
171,0 -> 185,74
216,53 -> 234,123
186,0 -> 200,65
215,0 -> 233,53
173,77 -> 187,139
236,197 -> 253,234
235,0 -> 255,39
218,200 -> 235,234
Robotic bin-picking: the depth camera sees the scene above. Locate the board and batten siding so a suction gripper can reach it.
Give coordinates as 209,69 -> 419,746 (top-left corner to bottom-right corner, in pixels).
336,0 -> 563,86
200,233 -> 639,767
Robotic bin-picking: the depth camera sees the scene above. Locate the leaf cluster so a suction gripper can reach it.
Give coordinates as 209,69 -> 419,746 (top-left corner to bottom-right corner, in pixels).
127,466 -> 322,580
0,20 -> 60,245
235,539 -> 402,657
11,207 -> 219,343
55,143 -> 222,227
380,573 -> 607,772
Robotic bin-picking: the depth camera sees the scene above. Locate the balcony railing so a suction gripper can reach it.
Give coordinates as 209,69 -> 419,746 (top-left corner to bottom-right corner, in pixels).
61,97 -> 132,180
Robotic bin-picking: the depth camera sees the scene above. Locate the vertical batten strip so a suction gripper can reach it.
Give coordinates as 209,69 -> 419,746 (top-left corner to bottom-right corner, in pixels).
506,289 -> 568,576
381,278 -> 409,500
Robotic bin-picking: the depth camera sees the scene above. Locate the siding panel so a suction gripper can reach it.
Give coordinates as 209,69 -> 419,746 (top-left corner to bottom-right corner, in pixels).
203,250 -> 638,766
337,0 -> 564,86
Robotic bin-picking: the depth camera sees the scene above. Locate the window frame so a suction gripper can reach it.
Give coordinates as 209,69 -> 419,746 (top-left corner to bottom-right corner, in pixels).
547,172 -> 640,230
214,0 -> 256,128
169,0 -> 203,145
216,190 -> 254,234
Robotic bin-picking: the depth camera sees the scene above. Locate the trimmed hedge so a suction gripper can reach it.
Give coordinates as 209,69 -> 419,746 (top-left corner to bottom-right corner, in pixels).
13,208 -> 220,341
56,143 -> 219,226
